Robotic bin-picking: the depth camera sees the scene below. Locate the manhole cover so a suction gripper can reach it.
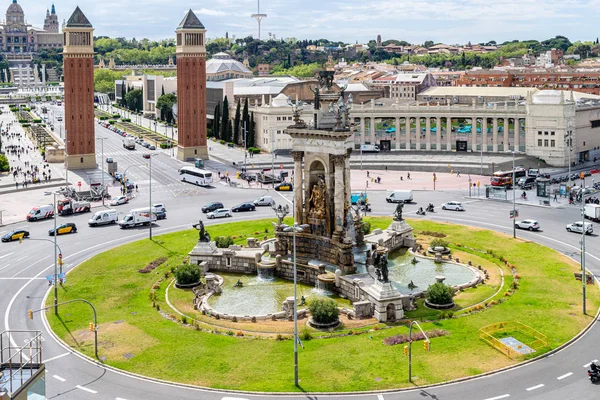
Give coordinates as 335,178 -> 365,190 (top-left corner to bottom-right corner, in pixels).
114,320 -> 124,324
123,353 -> 134,359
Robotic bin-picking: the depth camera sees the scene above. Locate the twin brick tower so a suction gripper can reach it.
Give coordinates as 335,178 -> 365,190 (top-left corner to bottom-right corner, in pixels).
63,7 -> 208,169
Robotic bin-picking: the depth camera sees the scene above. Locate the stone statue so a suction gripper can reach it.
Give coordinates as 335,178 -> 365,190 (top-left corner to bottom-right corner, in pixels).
193,220 -> 210,242
393,203 -> 404,221
379,253 -> 389,283
310,85 -> 320,110
309,181 -> 325,219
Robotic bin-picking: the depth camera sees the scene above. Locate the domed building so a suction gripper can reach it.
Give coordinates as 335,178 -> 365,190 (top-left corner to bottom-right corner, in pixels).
0,0 -> 63,53
206,52 -> 253,81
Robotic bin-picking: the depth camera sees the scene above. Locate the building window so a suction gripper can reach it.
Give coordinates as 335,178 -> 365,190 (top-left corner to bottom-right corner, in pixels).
592,120 -> 600,128
544,131 -> 548,135
551,140 -> 555,147
538,131 -> 542,135
551,131 -> 555,135
538,139 -> 542,146
544,139 -> 549,147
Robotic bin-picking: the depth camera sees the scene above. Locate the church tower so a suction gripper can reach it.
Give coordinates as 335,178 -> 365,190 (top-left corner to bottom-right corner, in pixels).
62,7 -> 96,169
43,4 -> 59,33
175,9 -> 208,161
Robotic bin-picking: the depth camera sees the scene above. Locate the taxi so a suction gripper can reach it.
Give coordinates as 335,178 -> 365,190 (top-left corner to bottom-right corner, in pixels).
48,223 -> 77,236
275,182 -> 293,191
1,229 -> 30,242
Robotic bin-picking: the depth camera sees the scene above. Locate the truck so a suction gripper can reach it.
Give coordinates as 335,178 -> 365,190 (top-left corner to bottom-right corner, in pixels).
57,198 -> 91,216
118,207 -> 157,229
360,144 -> 380,153
351,192 -> 368,205
584,204 -> 600,222
123,137 -> 135,150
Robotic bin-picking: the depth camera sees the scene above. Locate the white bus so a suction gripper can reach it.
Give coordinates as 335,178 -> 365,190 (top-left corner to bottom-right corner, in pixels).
179,167 -> 213,186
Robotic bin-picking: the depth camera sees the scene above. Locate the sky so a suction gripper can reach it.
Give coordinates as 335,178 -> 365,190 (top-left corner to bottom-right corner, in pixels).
15,0 -> 598,45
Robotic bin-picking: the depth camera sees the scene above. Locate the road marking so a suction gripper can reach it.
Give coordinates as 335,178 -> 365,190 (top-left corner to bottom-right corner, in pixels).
483,395 -> 510,400
275,191 -> 293,204
116,398 -> 128,400
377,395 -> 385,400
0,263 -> 11,272
45,352 -> 70,363
76,385 -> 97,394
52,375 -> 66,382
15,255 -> 28,262
557,372 -> 573,380
0,252 -> 13,261
583,359 -> 598,368
526,384 -> 544,391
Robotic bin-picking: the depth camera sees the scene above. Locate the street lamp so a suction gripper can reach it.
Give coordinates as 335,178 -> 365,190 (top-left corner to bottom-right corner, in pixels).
566,131 -> 573,190
506,150 -> 522,239
142,153 -> 154,240
96,137 -> 108,205
44,191 -> 60,315
283,222 -> 304,386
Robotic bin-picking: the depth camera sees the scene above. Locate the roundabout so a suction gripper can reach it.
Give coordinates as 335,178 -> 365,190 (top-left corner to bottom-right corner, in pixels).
42,217 -> 600,393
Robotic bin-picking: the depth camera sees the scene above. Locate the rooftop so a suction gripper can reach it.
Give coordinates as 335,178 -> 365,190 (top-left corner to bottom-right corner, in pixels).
421,86 -> 537,98
177,9 -> 205,30
65,6 -> 92,28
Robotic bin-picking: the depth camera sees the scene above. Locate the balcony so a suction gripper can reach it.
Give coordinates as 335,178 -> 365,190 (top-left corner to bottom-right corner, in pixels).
0,331 -> 45,400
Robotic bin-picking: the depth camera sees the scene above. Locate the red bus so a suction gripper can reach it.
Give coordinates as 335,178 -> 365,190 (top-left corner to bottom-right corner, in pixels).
490,168 -> 526,187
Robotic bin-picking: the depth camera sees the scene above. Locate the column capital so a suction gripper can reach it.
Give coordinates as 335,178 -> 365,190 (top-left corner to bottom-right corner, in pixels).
331,154 -> 346,167
291,151 -> 304,161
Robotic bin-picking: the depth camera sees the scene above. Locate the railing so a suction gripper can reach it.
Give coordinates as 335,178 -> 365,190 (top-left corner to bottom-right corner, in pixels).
478,321 -> 548,359
0,330 -> 43,395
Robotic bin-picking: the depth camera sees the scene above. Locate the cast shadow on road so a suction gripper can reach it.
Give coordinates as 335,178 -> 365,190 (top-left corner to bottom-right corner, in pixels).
47,368 -> 107,399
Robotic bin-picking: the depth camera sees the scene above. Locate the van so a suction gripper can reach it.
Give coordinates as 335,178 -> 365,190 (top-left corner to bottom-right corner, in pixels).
88,209 -> 118,226
528,168 -> 539,177
253,196 -> 275,206
386,190 -> 413,204
26,205 -> 54,221
517,177 -> 536,188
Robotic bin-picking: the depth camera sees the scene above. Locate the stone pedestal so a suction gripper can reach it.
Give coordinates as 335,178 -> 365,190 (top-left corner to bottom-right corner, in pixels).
390,220 -> 411,233
362,280 -> 404,322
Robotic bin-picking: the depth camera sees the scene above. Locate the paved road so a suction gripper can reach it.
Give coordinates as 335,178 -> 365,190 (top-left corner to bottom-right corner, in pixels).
1,184 -> 599,400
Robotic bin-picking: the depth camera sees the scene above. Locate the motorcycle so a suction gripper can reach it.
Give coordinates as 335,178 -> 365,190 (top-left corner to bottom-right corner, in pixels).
416,207 -> 426,216
589,362 -> 600,383
426,203 -> 435,213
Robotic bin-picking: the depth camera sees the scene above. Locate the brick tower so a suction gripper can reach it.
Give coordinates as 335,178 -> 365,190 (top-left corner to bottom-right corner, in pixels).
62,7 -> 96,169
175,9 -> 208,161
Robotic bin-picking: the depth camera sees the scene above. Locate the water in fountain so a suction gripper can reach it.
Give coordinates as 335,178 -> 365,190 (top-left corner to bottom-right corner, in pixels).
313,280 -> 333,296
257,267 -> 275,281
352,243 -> 370,274
345,212 -> 356,245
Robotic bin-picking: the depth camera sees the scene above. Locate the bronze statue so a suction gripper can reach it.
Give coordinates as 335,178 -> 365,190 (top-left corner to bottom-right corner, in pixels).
193,220 -> 210,242
309,182 -> 325,219
379,253 -> 389,283
310,85 -> 320,110
394,203 -> 404,221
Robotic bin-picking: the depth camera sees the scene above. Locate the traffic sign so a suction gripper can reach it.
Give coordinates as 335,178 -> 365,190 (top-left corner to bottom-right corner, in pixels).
77,181 -> 81,187
580,171 -> 585,179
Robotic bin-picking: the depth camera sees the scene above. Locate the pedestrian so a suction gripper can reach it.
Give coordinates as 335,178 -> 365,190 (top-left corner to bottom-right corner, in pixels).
554,191 -> 558,202
135,184 -> 138,192
407,172 -> 411,180
367,171 -> 370,178
366,180 -> 369,188
456,170 -> 461,177
15,181 -> 18,190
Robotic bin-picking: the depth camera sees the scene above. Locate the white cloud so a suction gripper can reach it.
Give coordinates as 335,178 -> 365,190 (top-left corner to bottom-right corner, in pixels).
194,8 -> 227,17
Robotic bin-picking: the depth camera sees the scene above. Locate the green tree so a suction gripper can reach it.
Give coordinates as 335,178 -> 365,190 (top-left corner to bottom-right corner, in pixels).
156,93 -> 177,124
423,40 -> 435,48
248,112 -> 255,148
0,153 -> 9,172
426,282 -> 455,305
94,38 -> 122,53
125,89 -> 143,112
213,102 -> 221,140
220,96 -> 230,142
233,100 -> 241,145
242,98 -> 249,146
120,83 -> 127,107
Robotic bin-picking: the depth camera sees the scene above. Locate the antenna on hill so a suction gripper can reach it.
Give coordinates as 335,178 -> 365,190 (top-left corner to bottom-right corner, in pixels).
251,0 -> 267,40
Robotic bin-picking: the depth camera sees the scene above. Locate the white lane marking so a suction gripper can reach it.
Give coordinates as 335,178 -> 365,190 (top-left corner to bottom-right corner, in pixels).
583,359 -> 598,368
526,384 -> 544,391
483,395 -> 510,400
0,252 -> 14,261
0,277 -> 46,280
11,255 -> 50,278
275,191 -> 293,204
15,255 -> 28,262
115,398 -> 128,400
53,375 -> 66,382
76,385 -> 98,394
557,372 -> 573,380
45,352 -> 70,363
377,395 -> 385,400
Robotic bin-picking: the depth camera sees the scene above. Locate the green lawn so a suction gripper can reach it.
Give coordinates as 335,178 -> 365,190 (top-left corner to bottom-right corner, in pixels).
46,218 -> 600,392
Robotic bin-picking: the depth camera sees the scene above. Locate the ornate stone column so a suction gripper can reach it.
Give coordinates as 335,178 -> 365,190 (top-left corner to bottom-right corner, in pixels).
446,117 -> 452,151
425,117 -> 431,150
503,118 -> 509,152
345,148 -> 352,206
481,118 -> 487,153
415,117 -> 421,150
405,117 -> 410,150
370,117 -> 375,144
436,117 -> 441,150
514,117 -> 520,151
360,117 -> 365,144
332,154 -> 346,235
471,117 -> 477,152
492,118 -> 498,152
291,151 -> 304,223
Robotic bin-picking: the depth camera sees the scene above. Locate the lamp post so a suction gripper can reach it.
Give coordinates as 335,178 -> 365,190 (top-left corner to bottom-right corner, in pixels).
506,150 -> 521,239
143,153 -> 154,240
44,191 -> 59,315
96,137 -> 107,205
283,222 -> 304,386
566,132 -> 572,190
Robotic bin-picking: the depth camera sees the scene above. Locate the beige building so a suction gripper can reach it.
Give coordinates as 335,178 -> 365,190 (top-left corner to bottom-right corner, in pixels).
206,52 -> 253,81
0,1 -> 62,53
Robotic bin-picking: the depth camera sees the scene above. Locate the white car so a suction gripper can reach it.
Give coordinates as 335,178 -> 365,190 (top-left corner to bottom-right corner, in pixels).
207,208 -> 232,219
566,221 -> 593,235
441,201 -> 465,211
110,196 -> 128,206
516,219 -> 540,231
253,196 -> 275,206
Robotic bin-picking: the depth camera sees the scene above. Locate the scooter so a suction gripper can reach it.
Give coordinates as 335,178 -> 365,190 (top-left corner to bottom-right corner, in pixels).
416,208 -> 426,216
426,203 -> 435,213
589,362 -> 600,383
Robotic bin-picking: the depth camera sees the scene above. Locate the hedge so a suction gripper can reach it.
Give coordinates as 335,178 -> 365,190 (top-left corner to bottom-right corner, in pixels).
99,116 -> 109,120
174,264 -> 201,285
108,120 -> 116,124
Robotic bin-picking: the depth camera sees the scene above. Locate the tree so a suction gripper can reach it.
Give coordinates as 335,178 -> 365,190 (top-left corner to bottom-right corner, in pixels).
423,40 -> 435,48
125,89 -> 143,112
156,93 -> 177,123
161,85 -> 165,96
213,102 -> 221,140
242,98 -> 249,147
226,120 -> 233,144
233,100 -> 241,145
220,96 -> 230,142
248,112 -> 255,148
120,83 -> 127,107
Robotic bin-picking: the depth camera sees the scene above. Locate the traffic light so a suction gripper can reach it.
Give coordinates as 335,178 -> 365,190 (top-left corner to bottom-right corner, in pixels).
424,340 -> 430,351
28,309 -> 33,319
58,253 -> 63,266
403,345 -> 408,356
89,322 -> 95,332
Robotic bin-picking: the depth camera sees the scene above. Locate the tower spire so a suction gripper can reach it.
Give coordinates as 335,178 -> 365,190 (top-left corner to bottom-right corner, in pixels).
251,0 -> 267,40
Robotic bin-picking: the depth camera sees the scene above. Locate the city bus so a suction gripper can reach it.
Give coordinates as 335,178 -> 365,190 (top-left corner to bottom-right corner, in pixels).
490,168 -> 526,187
178,167 -> 213,186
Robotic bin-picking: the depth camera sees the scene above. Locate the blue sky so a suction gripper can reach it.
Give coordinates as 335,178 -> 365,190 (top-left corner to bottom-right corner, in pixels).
17,0 -> 595,44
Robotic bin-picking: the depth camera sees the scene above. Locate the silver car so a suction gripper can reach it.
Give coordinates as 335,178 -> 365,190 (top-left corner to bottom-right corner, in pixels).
207,208 -> 232,219
566,221 -> 593,234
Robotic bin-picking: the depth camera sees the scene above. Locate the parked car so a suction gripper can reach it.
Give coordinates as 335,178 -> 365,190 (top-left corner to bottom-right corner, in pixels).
202,202 -> 224,213
153,203 -> 167,219
2,229 -> 29,243
441,201 -> 465,211
566,221 -> 593,234
275,182 -> 293,191
49,222 -> 77,236
148,145 -> 156,150
110,196 -> 128,206
515,219 -> 540,231
106,157 -> 114,163
207,208 -> 232,219
232,202 -> 256,212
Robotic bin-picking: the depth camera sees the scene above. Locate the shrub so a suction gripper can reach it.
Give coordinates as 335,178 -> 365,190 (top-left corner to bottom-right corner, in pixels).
248,147 -> 261,154
99,116 -> 109,120
108,120 -> 116,124
21,123 -> 30,128
300,328 -> 313,341
112,114 -> 120,118
174,264 -> 201,285
121,118 -> 131,122
219,139 -> 226,145
215,236 -> 234,248
430,238 -> 449,248
32,119 -> 42,123
18,119 -> 28,123
362,221 -> 372,234
0,154 -> 9,172
308,298 -> 339,324
181,315 -> 188,324
426,282 -> 454,305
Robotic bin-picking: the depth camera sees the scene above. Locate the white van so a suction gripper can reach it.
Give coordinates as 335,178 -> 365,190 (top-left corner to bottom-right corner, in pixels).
88,209 -> 118,226
386,190 -> 413,203
253,196 -> 275,206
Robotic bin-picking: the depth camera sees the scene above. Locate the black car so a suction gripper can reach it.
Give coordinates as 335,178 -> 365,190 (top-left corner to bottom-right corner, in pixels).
232,202 -> 256,212
202,202 -> 224,213
2,229 -> 30,242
